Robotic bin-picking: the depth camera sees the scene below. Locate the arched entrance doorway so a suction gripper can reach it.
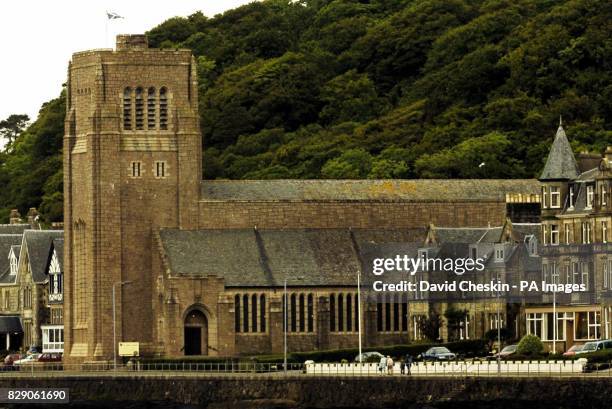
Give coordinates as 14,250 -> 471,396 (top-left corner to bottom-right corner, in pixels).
184,309 -> 208,355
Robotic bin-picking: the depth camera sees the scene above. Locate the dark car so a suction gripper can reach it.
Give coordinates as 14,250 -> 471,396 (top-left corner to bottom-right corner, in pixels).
421,347 -> 456,361
37,353 -> 62,363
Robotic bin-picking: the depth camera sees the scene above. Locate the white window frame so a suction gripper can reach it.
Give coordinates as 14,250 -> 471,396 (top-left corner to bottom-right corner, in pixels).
8,251 -> 17,276
543,225 -> 548,245
602,221 -> 608,244
564,223 -> 571,244
602,184 -> 607,206
586,185 -> 594,209
527,313 -> 544,338
550,186 -> 561,208
550,224 -> 559,245
568,186 -> 574,210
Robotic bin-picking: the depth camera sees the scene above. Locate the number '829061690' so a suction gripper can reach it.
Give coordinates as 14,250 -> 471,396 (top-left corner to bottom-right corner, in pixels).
0,388 -> 69,403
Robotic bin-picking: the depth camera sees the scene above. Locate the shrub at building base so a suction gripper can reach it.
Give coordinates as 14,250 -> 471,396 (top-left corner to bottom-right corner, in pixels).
516,334 -> 544,357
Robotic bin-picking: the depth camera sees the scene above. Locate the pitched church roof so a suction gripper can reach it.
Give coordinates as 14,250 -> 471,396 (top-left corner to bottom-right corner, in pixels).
22,230 -> 63,283
540,124 -> 579,180
200,179 -> 540,202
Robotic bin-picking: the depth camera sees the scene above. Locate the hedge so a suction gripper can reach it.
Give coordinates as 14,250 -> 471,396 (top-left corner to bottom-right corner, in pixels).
138,340 -> 488,365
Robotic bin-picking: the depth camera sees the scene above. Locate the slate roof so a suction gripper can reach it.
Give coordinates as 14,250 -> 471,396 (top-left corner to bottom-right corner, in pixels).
540,125 -> 580,180
0,235 -> 22,282
22,230 -> 63,283
200,179 -> 539,202
159,228 -> 426,287
431,227 -> 494,244
0,316 -> 22,333
0,224 -> 30,234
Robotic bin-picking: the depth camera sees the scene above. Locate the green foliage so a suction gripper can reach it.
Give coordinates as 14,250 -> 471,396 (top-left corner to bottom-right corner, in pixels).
516,333 -> 544,356
2,0 -> 612,218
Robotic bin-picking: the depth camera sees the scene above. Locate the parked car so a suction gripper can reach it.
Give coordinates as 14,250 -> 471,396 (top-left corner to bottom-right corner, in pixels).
3,353 -> 23,366
577,339 -> 612,355
563,344 -> 584,357
488,344 -> 517,360
354,351 -> 384,363
420,347 -> 456,361
38,353 -> 62,363
26,346 -> 41,355
14,354 -> 40,365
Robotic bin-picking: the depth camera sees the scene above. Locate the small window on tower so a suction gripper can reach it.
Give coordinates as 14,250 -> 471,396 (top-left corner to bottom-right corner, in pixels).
155,161 -> 166,178
123,87 -> 132,130
135,87 -> 144,130
147,87 -> 156,130
159,87 -> 168,130
130,161 -> 142,178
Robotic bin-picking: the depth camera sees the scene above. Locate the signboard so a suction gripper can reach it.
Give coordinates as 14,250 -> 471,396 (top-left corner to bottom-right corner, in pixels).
118,342 -> 140,357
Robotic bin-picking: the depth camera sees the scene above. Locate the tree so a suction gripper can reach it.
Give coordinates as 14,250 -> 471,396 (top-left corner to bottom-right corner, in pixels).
321,149 -> 373,179
444,307 -> 468,342
418,311 -> 442,342
0,114 -> 29,151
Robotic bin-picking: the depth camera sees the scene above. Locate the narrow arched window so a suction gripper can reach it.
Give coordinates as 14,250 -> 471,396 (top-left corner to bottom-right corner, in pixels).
123,87 -> 132,130
346,294 -> 352,332
299,294 -> 305,332
234,294 -> 240,333
159,87 -> 168,130
147,87 -> 156,129
135,87 -> 144,130
329,294 -> 336,332
260,294 -> 266,332
354,292 -> 359,331
290,293 -> 297,332
251,294 -> 258,333
242,294 -> 249,332
393,294 -> 400,332
307,294 -> 314,332
338,294 -> 344,332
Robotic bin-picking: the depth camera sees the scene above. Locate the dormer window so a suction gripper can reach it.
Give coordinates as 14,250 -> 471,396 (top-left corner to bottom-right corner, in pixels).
568,186 -> 574,209
494,244 -> 504,261
586,185 -> 594,209
9,251 -> 17,276
550,186 -> 560,208
524,235 -> 537,256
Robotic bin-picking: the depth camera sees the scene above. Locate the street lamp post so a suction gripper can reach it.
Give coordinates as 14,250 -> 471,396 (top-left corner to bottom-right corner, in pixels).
112,280 -> 132,370
357,269 -> 362,364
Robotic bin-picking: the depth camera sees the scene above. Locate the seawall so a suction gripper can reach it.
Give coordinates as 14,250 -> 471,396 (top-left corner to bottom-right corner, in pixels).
0,375 -> 609,408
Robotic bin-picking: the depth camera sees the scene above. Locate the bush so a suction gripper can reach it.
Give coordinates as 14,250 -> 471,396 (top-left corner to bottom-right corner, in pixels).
517,334 -> 544,356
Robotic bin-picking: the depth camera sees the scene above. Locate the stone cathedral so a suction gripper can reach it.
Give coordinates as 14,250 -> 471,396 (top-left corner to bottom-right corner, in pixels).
63,35 -> 540,363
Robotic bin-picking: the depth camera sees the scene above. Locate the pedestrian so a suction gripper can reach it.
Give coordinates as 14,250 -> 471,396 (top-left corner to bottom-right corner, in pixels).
400,359 -> 405,375
386,355 -> 394,375
406,354 -> 413,375
379,355 -> 387,375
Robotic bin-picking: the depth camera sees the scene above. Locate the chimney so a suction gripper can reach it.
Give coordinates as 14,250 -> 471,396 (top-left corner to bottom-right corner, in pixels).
576,151 -> 601,173
116,34 -> 149,51
9,209 -> 21,225
605,146 -> 612,164
26,207 -> 40,228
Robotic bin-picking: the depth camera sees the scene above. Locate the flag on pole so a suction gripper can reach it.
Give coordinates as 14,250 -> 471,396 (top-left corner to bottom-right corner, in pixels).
106,11 -> 123,20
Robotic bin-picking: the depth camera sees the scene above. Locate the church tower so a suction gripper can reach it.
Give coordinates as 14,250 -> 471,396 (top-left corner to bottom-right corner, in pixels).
63,35 -> 201,363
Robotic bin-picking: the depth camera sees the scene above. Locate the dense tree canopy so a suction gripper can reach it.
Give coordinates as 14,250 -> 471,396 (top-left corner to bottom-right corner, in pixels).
1,0 -> 611,222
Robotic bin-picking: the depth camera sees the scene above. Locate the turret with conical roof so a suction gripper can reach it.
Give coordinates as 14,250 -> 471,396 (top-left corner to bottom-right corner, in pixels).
539,121 -> 579,181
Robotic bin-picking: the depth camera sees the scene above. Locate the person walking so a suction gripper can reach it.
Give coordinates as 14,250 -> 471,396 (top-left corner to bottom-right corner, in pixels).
386,355 -> 394,375
400,359 -> 406,375
406,354 -> 413,375
378,355 -> 387,375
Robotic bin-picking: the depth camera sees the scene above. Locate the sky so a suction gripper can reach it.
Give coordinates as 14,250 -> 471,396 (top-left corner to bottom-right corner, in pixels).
0,0 -> 255,128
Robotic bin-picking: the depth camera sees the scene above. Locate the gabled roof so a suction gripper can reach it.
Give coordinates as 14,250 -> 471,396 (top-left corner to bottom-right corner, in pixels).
540,125 -> 580,180
22,230 -> 63,283
0,235 -> 22,281
51,239 -> 64,271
